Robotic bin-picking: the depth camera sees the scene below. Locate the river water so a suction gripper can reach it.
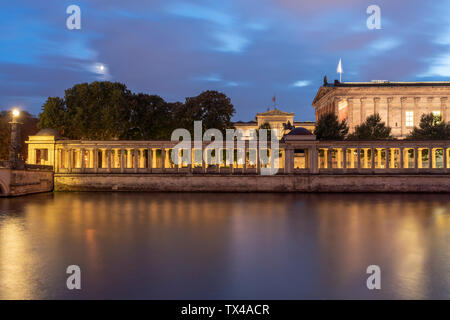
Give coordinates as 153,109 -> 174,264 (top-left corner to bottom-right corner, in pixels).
0,192 -> 449,299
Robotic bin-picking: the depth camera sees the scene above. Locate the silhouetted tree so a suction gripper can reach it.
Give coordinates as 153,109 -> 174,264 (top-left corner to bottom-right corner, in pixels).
347,113 -> 392,140
314,112 -> 348,140
177,90 -> 235,135
407,113 -> 450,140
39,81 -> 132,140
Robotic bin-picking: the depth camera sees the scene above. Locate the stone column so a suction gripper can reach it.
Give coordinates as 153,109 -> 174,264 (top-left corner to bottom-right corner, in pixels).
120,149 -> 125,173
256,142 -> 261,174
311,147 -> 319,173
342,148 -> 347,170
347,99 -> 354,131
387,97 -> 393,129
94,148 -> 98,173
286,148 -> 294,174
107,149 -> 111,173
134,149 -> 139,173
161,147 -> 166,172
376,148 -> 381,169
55,149 -> 60,173
357,148 -> 361,170
413,148 -> 422,170
148,148 -> 152,172
400,97 -> 407,137
370,148 -> 375,170
360,97 -> 367,123
68,149 -> 73,173
385,148 -> 390,169
427,97 -> 434,120
428,148 -> 433,169
400,147 -> 404,169
327,148 -> 332,169
444,147 -> 448,171
80,148 -> 85,172
243,144 -> 247,173
374,97 -> 380,116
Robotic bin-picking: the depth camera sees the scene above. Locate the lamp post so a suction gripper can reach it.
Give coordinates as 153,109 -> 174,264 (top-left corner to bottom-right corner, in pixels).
9,108 -> 23,168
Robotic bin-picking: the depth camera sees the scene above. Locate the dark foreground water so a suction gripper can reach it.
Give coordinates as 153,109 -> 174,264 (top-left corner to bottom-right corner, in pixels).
0,192 -> 449,300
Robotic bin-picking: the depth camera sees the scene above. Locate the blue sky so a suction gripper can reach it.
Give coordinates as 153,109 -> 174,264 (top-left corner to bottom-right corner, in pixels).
1,0 -> 450,121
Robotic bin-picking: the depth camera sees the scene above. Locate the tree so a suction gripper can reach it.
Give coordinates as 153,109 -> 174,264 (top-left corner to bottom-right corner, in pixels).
38,82 -> 133,140
38,84 -> 236,140
314,112 -> 348,140
127,93 -> 175,140
179,90 -> 235,134
347,113 -> 392,140
38,97 -> 67,134
0,110 -> 39,161
407,113 -> 450,140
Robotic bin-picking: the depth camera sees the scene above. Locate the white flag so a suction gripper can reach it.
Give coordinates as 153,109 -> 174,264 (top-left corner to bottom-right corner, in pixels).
337,58 -> 343,74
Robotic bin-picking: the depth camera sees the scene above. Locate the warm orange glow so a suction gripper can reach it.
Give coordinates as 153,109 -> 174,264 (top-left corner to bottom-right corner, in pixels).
12,108 -> 20,118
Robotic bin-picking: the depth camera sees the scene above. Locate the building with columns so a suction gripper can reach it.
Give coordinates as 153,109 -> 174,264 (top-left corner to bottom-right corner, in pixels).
233,108 -> 315,140
313,81 -> 450,138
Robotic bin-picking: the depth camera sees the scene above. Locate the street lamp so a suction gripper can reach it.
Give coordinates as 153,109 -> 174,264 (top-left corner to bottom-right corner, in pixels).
12,108 -> 20,119
9,107 -> 24,168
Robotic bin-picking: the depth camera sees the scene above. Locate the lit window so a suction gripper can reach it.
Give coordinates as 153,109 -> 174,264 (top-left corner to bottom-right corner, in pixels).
432,111 -> 441,123
406,111 -> 414,127
432,111 -> 441,117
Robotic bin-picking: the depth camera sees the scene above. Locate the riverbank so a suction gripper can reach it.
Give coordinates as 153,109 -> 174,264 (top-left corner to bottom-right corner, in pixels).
54,173 -> 450,193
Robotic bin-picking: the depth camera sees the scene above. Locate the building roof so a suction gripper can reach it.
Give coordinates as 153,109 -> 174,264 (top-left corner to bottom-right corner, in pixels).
282,126 -> 316,141
286,127 -> 313,136
256,108 -> 294,117
35,128 -> 62,138
325,80 -> 450,88
313,80 -> 450,105
234,121 -> 257,126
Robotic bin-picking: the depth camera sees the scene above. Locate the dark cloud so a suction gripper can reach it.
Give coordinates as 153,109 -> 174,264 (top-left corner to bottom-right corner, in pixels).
0,0 -> 449,122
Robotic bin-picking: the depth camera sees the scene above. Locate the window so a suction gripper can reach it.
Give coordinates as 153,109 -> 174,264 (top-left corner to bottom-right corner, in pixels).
36,149 -> 48,165
406,111 -> 414,127
432,111 -> 441,117
432,111 -> 441,123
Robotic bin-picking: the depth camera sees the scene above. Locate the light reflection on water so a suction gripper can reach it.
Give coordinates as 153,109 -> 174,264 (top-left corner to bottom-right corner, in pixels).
0,192 -> 449,299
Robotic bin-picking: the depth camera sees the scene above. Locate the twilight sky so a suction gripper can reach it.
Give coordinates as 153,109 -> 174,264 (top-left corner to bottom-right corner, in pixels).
1,0 -> 450,121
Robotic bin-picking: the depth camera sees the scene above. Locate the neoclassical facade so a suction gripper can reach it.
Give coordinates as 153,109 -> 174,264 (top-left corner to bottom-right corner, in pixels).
313,81 -> 450,138
233,108 -> 315,140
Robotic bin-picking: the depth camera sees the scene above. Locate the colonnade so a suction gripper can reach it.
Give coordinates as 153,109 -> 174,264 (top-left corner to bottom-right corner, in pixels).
51,142 -> 450,174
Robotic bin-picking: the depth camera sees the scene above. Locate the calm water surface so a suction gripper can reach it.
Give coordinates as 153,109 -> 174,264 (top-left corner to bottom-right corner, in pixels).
0,192 -> 449,299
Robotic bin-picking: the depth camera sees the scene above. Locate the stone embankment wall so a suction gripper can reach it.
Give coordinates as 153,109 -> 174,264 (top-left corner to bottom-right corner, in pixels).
0,168 -> 53,197
54,173 -> 450,193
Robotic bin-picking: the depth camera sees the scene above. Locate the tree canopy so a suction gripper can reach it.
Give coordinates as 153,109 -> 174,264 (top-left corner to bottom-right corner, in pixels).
347,113 -> 392,140
38,82 -> 235,140
406,113 -> 450,140
314,112 -> 348,140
